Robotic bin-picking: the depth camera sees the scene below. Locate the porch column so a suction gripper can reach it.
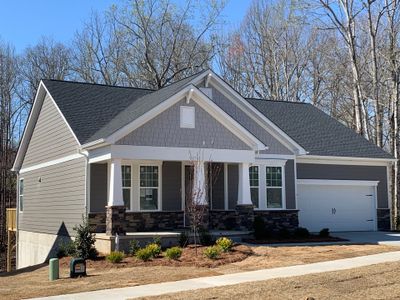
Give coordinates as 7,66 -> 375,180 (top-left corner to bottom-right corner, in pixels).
193,161 -> 207,205
236,162 -> 254,231
238,163 -> 252,205
106,158 -> 126,236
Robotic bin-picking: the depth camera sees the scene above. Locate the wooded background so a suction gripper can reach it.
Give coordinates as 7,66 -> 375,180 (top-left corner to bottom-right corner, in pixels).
1,0 -> 400,253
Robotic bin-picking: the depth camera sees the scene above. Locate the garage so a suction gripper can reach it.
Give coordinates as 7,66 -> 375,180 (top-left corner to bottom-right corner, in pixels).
297,180 -> 378,232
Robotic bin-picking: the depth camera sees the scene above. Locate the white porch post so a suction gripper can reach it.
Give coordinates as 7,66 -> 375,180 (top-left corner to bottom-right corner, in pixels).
193,161 -> 207,205
108,158 -> 124,206
238,162 -> 252,205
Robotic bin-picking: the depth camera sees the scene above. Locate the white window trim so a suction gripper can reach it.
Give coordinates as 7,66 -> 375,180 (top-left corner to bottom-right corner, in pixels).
19,178 -> 24,213
122,164 -> 133,211
180,106 -> 195,128
138,163 -> 162,212
249,165 -> 260,209
265,166 -> 286,210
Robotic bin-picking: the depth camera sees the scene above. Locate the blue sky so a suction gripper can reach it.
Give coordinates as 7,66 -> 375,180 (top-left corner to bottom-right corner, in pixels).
0,0 -> 251,53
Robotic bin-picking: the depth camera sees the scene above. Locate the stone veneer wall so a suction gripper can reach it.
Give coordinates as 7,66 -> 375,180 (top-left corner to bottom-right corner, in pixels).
254,210 -> 299,231
89,212 -> 106,233
125,211 -> 184,231
209,205 -> 254,231
377,209 -> 391,231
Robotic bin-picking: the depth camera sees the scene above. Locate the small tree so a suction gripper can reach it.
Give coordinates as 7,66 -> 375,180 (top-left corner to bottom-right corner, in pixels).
185,152 -> 221,255
73,216 -> 97,260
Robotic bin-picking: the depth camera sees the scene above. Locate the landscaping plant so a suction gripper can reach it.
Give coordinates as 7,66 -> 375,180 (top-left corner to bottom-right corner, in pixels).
203,245 -> 221,260
57,240 -> 76,258
199,227 -> 214,246
165,247 -> 183,260
135,247 -> 153,261
129,240 -> 140,256
216,237 -> 234,252
153,236 -> 162,246
253,216 -> 266,240
146,243 -> 162,258
179,231 -> 189,247
106,251 -> 124,263
294,227 -> 310,239
73,216 -> 98,259
319,228 -> 330,238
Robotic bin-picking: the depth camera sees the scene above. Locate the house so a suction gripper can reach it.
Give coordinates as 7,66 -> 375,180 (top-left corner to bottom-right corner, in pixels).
12,69 -> 394,268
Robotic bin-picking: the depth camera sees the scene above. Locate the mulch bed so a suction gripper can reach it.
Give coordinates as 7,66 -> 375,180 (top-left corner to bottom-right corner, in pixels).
244,235 -> 347,244
59,244 -> 253,270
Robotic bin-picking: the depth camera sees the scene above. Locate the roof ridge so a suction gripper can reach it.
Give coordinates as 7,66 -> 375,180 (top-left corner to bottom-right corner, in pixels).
246,97 -> 309,105
41,79 -> 156,92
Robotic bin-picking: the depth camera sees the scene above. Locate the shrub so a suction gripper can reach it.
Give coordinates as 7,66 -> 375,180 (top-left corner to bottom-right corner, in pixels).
153,236 -> 162,246
253,216 -> 266,240
278,228 -> 291,239
129,240 -> 140,256
73,216 -> 97,259
136,248 -> 153,261
165,247 -> 183,260
199,228 -> 214,246
146,243 -> 162,258
203,246 -> 221,260
57,240 -> 76,258
319,228 -> 330,238
294,227 -> 310,239
179,231 -> 189,248
216,237 -> 234,252
106,251 -> 124,263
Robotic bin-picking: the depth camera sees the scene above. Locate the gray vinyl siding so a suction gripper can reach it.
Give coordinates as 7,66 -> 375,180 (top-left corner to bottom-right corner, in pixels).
208,86 -> 293,155
228,164 -> 238,209
162,161 -> 182,211
211,163 -> 225,209
90,163 -> 108,212
285,160 -> 296,209
18,157 -> 86,236
22,94 -> 79,168
116,98 -> 250,150
297,163 -> 389,208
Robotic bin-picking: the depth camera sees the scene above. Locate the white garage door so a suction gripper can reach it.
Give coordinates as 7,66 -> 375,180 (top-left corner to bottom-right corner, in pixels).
297,180 -> 377,232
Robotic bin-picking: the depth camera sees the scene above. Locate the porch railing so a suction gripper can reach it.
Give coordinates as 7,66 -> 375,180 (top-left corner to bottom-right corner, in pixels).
6,208 -> 16,232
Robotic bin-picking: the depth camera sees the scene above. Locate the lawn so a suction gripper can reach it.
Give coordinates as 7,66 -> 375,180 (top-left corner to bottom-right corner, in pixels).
140,260 -> 400,300
0,244 -> 398,300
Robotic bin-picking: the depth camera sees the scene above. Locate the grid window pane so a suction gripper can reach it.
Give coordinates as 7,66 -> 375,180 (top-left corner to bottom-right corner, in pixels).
140,188 -> 158,210
121,165 -> 131,187
249,166 -> 259,187
266,167 -> 282,187
140,166 -> 158,187
267,188 -> 282,208
123,189 -> 131,210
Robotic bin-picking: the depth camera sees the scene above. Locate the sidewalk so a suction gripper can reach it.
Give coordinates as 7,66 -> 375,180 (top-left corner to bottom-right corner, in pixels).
31,251 -> 400,300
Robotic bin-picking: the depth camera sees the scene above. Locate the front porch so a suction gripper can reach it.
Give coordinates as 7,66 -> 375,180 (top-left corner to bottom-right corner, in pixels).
87,153 -> 299,240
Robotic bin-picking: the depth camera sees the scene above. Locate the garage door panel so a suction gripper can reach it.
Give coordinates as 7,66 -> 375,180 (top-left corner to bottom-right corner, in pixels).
298,183 -> 375,232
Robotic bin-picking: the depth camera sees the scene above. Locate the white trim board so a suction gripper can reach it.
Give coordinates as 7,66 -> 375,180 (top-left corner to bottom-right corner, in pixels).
19,153 -> 85,174
297,179 -> 379,186
297,155 -> 395,166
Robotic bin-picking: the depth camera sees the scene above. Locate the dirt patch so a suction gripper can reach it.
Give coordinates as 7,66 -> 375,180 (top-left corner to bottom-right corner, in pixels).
244,235 -> 346,244
0,244 -> 398,300
139,261 -> 400,299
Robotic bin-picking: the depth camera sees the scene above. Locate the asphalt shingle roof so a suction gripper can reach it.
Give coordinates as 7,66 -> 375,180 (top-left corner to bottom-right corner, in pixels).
246,98 -> 393,159
41,73 -> 393,159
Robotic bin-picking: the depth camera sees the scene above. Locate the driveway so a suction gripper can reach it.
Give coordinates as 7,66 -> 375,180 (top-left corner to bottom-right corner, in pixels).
335,231 -> 400,246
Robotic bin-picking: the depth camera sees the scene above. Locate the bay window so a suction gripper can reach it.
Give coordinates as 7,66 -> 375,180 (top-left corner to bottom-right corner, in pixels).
121,165 -> 132,210
266,166 -> 283,208
249,166 -> 259,208
139,166 -> 159,210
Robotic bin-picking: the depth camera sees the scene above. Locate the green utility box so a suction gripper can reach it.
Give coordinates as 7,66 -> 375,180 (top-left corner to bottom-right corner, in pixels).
70,258 -> 86,278
49,258 -> 59,281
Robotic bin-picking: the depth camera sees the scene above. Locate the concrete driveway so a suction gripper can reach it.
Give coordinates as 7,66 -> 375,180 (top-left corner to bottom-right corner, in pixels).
335,231 -> 400,246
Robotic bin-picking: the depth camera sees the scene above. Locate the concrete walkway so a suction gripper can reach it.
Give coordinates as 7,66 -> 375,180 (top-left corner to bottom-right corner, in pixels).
336,231 -> 400,246
32,251 -> 400,300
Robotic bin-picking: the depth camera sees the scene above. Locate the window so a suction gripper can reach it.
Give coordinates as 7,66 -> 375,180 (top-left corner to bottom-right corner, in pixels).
180,106 -> 195,128
266,166 -> 283,208
121,165 -> 131,210
249,166 -> 259,208
139,166 -> 159,210
19,178 -> 24,212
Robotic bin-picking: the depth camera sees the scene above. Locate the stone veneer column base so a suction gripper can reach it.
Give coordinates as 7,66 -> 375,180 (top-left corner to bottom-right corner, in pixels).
106,205 -> 127,236
235,204 -> 255,231
254,210 -> 299,231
